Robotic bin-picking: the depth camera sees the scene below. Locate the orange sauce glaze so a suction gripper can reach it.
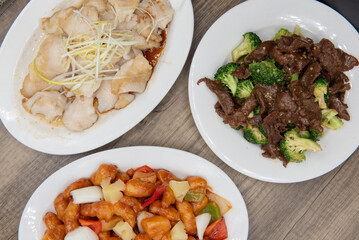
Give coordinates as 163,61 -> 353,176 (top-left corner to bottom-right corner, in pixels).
143,30 -> 167,68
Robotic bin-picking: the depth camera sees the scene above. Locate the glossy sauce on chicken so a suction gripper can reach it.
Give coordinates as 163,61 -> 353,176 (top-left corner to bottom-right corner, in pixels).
42,164 -> 232,240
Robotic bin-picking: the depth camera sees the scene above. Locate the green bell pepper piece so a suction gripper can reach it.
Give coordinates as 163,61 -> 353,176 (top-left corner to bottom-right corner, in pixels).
200,201 -> 221,222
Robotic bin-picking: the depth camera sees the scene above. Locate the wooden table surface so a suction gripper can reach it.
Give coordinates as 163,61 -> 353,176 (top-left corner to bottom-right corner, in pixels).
0,0 -> 358,239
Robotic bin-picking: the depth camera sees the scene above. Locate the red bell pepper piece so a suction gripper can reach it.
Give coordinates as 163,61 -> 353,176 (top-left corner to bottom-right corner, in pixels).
141,185 -> 165,207
204,217 -> 228,240
135,165 -> 154,173
79,218 -> 102,235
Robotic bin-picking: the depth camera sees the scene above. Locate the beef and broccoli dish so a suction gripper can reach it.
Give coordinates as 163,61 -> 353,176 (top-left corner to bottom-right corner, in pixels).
198,27 -> 358,167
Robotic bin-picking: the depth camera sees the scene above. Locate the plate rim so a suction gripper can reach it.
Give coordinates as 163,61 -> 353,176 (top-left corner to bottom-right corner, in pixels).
0,0 -> 194,155
18,146 -> 249,239
188,0 -> 359,183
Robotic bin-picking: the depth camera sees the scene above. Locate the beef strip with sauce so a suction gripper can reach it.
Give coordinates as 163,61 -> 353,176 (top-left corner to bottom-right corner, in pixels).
198,34 -> 358,166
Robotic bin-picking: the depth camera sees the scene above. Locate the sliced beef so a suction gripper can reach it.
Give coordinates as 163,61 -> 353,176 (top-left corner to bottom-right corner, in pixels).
215,102 -> 226,118
270,48 -> 310,75
276,35 -> 313,53
262,111 -> 306,166
274,91 -> 297,112
299,61 -> 321,89
337,48 -> 359,71
328,95 -> 350,120
289,80 -> 322,132
223,93 -> 258,127
329,73 -> 351,95
198,78 -> 234,115
252,84 -> 282,115
315,39 -> 359,78
245,41 -> 275,64
199,34 -> 357,166
231,64 -> 250,79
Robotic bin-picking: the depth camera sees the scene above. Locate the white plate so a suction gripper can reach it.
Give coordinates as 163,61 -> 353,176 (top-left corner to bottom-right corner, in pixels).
189,0 -> 359,183
0,0 -> 193,155
18,146 -> 249,240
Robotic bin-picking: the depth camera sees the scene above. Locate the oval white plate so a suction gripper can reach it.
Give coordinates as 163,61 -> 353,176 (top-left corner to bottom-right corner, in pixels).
189,0 -> 359,183
18,146 -> 249,240
0,0 -> 193,155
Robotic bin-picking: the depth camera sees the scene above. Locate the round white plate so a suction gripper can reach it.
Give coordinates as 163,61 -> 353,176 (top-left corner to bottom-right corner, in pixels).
0,0 -> 193,155
18,146 -> 249,240
189,0 -> 359,183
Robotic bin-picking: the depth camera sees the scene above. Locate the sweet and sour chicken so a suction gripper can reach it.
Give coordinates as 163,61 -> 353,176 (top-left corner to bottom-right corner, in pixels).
42,164 -> 232,240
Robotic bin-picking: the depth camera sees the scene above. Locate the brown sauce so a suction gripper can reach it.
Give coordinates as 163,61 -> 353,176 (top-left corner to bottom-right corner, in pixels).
143,30 -> 167,68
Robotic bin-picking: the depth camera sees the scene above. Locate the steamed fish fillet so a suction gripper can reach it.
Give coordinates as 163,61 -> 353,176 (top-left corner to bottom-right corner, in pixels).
115,93 -> 135,109
62,96 -> 98,131
108,0 -> 140,23
73,80 -> 102,97
96,80 -> 119,113
41,6 -> 99,36
21,35 -> 69,98
111,53 -> 152,94
25,91 -> 67,121
139,0 -> 174,29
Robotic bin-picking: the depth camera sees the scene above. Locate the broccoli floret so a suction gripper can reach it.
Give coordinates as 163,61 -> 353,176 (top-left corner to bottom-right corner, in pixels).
232,125 -> 243,130
298,130 -> 311,139
232,32 -> 262,62
243,124 -> 268,145
259,123 -> 267,138
214,62 -> 239,96
280,129 -> 322,163
297,129 -> 322,142
235,79 -> 254,99
253,106 -> 260,115
314,78 -> 328,109
308,129 -> 323,142
249,59 -> 285,85
290,73 -> 299,82
321,109 -> 344,130
294,25 -> 301,36
274,28 -> 291,40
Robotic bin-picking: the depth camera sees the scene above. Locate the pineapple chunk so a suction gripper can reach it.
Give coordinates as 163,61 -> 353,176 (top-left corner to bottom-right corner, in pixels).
170,221 -> 188,240
169,180 -> 190,202
101,177 -> 125,204
113,221 -> 136,240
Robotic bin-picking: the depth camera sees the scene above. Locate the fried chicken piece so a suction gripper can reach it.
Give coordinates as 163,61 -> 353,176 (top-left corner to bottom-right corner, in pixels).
113,201 -> 136,228
191,196 -> 208,215
141,216 -> 171,240
80,201 -> 114,221
135,233 -> 152,240
176,200 -> 197,235
63,199 -> 80,233
187,176 -> 207,189
54,193 -> 69,221
156,169 -> 178,184
91,164 -> 118,186
124,179 -> 157,198
63,178 -> 93,199
43,212 -> 66,240
149,200 -> 180,221
119,195 -> 143,213
161,186 -> 176,208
